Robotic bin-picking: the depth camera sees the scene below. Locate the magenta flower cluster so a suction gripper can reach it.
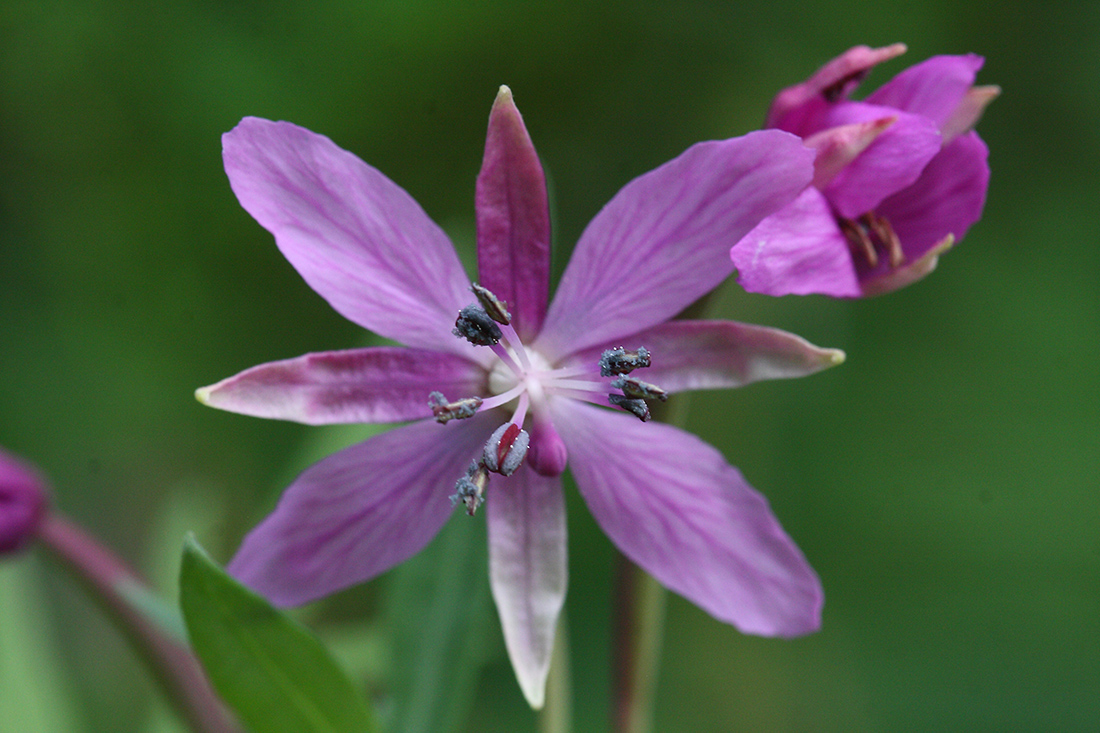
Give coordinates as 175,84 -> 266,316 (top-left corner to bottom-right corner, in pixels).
198,46 -> 993,707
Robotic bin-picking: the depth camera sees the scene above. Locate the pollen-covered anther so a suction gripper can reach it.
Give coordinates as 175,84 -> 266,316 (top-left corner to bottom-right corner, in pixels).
470,283 -> 512,325
453,304 -> 503,345
839,211 -> 904,269
450,461 -> 489,516
608,393 -> 651,422
483,422 -> 530,476
598,346 -> 652,377
611,376 -> 668,402
428,391 -> 483,423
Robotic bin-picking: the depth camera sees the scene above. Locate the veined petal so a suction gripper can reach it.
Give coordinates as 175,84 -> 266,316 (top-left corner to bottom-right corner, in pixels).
228,414 -> 497,606
537,131 -> 814,360
553,401 -> 822,637
732,188 -> 862,297
767,43 -> 908,134
223,118 -> 475,355
866,54 -> 985,130
476,86 -> 551,341
196,347 -> 487,425
487,466 -> 567,709
819,103 -> 941,219
876,131 -> 989,264
561,320 -> 844,393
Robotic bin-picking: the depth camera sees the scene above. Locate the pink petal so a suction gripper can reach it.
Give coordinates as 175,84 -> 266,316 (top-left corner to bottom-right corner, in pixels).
820,103 -> 941,219
536,130 -> 814,359
228,414 -> 497,606
731,188 -> 862,297
196,347 -> 487,425
941,85 -> 1000,145
476,87 -> 551,342
806,117 -> 898,189
866,54 -> 985,130
487,467 -> 567,709
553,401 -> 823,637
767,43 -> 908,134
561,320 -> 844,393
0,449 -> 48,554
223,118 -> 476,355
876,131 -> 990,262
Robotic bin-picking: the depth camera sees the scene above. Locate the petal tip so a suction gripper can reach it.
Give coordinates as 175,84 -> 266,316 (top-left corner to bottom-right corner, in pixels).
194,385 -> 212,405
827,349 -> 847,367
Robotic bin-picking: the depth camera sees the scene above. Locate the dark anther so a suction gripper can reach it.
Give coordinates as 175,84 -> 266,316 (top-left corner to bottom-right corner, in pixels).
483,422 -> 529,476
599,346 -> 651,377
612,376 -> 668,402
451,461 -> 489,516
609,393 -> 651,422
453,304 -> 503,345
822,69 -> 870,103
471,283 -> 512,325
429,391 -> 482,423
838,211 -> 904,269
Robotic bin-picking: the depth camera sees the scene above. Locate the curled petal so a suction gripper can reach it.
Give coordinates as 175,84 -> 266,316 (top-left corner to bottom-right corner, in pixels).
866,54 -> 985,129
767,43 -> 908,134
223,118 -> 476,355
731,188 -> 862,297
818,103 -> 941,219
228,414 -> 497,606
197,348 -> 487,425
941,85 -> 1000,145
875,131 -> 990,266
476,86 -> 551,341
487,467 -> 567,709
0,449 -> 48,554
553,401 -> 823,637
562,320 -> 844,393
805,116 -> 897,189
537,130 -> 814,359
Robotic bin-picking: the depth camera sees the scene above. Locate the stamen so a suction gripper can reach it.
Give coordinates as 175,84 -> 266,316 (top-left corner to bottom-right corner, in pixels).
599,347 -> 651,377
483,422 -> 530,476
838,216 -> 878,268
499,323 -> 532,372
489,342 -> 523,375
480,383 -> 527,411
839,211 -> 905,269
609,393 -> 651,422
453,304 -> 502,346
428,392 -> 482,423
860,212 -> 904,267
471,283 -> 512,325
612,376 -> 668,402
450,461 -> 489,516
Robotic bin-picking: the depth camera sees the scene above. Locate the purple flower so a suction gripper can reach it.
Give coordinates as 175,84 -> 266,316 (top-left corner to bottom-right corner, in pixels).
731,44 -> 998,297
198,87 -> 843,706
0,448 -> 48,555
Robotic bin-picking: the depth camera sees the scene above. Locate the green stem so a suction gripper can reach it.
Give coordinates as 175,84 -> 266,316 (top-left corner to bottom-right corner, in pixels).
612,558 -> 667,733
38,513 -> 240,733
538,615 -> 572,733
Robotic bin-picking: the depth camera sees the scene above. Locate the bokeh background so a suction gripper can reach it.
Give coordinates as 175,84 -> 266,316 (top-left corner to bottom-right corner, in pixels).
1,0 -> 1097,730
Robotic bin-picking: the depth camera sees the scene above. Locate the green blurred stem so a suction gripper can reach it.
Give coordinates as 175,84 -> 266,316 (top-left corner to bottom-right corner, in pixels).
612,558 -> 667,733
38,513 -> 240,733
539,615 -> 572,733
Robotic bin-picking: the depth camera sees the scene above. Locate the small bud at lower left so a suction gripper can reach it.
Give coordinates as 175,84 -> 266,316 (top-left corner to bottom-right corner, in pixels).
0,449 -> 49,555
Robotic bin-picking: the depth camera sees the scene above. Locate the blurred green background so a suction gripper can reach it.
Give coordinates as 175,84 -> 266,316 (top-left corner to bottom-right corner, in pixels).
1,0 -> 1097,730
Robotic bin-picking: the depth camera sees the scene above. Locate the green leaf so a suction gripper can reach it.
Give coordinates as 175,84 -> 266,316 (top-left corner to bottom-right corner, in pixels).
384,513 -> 498,733
179,535 -> 380,733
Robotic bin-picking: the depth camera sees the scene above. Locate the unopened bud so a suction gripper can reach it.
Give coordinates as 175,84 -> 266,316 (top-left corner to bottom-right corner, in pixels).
0,449 -> 49,555
483,422 -> 530,476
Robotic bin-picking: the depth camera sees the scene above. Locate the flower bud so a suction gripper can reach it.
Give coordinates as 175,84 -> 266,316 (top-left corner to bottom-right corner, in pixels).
0,449 -> 49,555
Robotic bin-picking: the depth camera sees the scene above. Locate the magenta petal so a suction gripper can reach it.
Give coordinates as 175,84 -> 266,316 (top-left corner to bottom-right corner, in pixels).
0,449 -> 48,554
228,415 -> 496,606
820,103 -> 941,219
537,130 -> 814,359
487,466 -> 567,709
476,87 -> 551,342
553,401 -> 822,636
732,188 -> 862,297
767,43 -> 908,134
562,320 -> 844,393
877,131 -> 990,262
866,54 -> 985,129
223,118 -> 475,354
196,347 -> 486,425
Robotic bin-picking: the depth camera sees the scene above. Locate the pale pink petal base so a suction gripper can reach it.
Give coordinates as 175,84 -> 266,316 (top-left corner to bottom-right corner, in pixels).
553,401 -> 823,637
561,320 -> 844,393
228,415 -> 496,606
487,467 -> 567,709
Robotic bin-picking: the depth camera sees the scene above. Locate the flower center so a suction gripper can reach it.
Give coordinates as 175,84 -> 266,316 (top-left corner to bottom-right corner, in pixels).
838,210 -> 903,269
